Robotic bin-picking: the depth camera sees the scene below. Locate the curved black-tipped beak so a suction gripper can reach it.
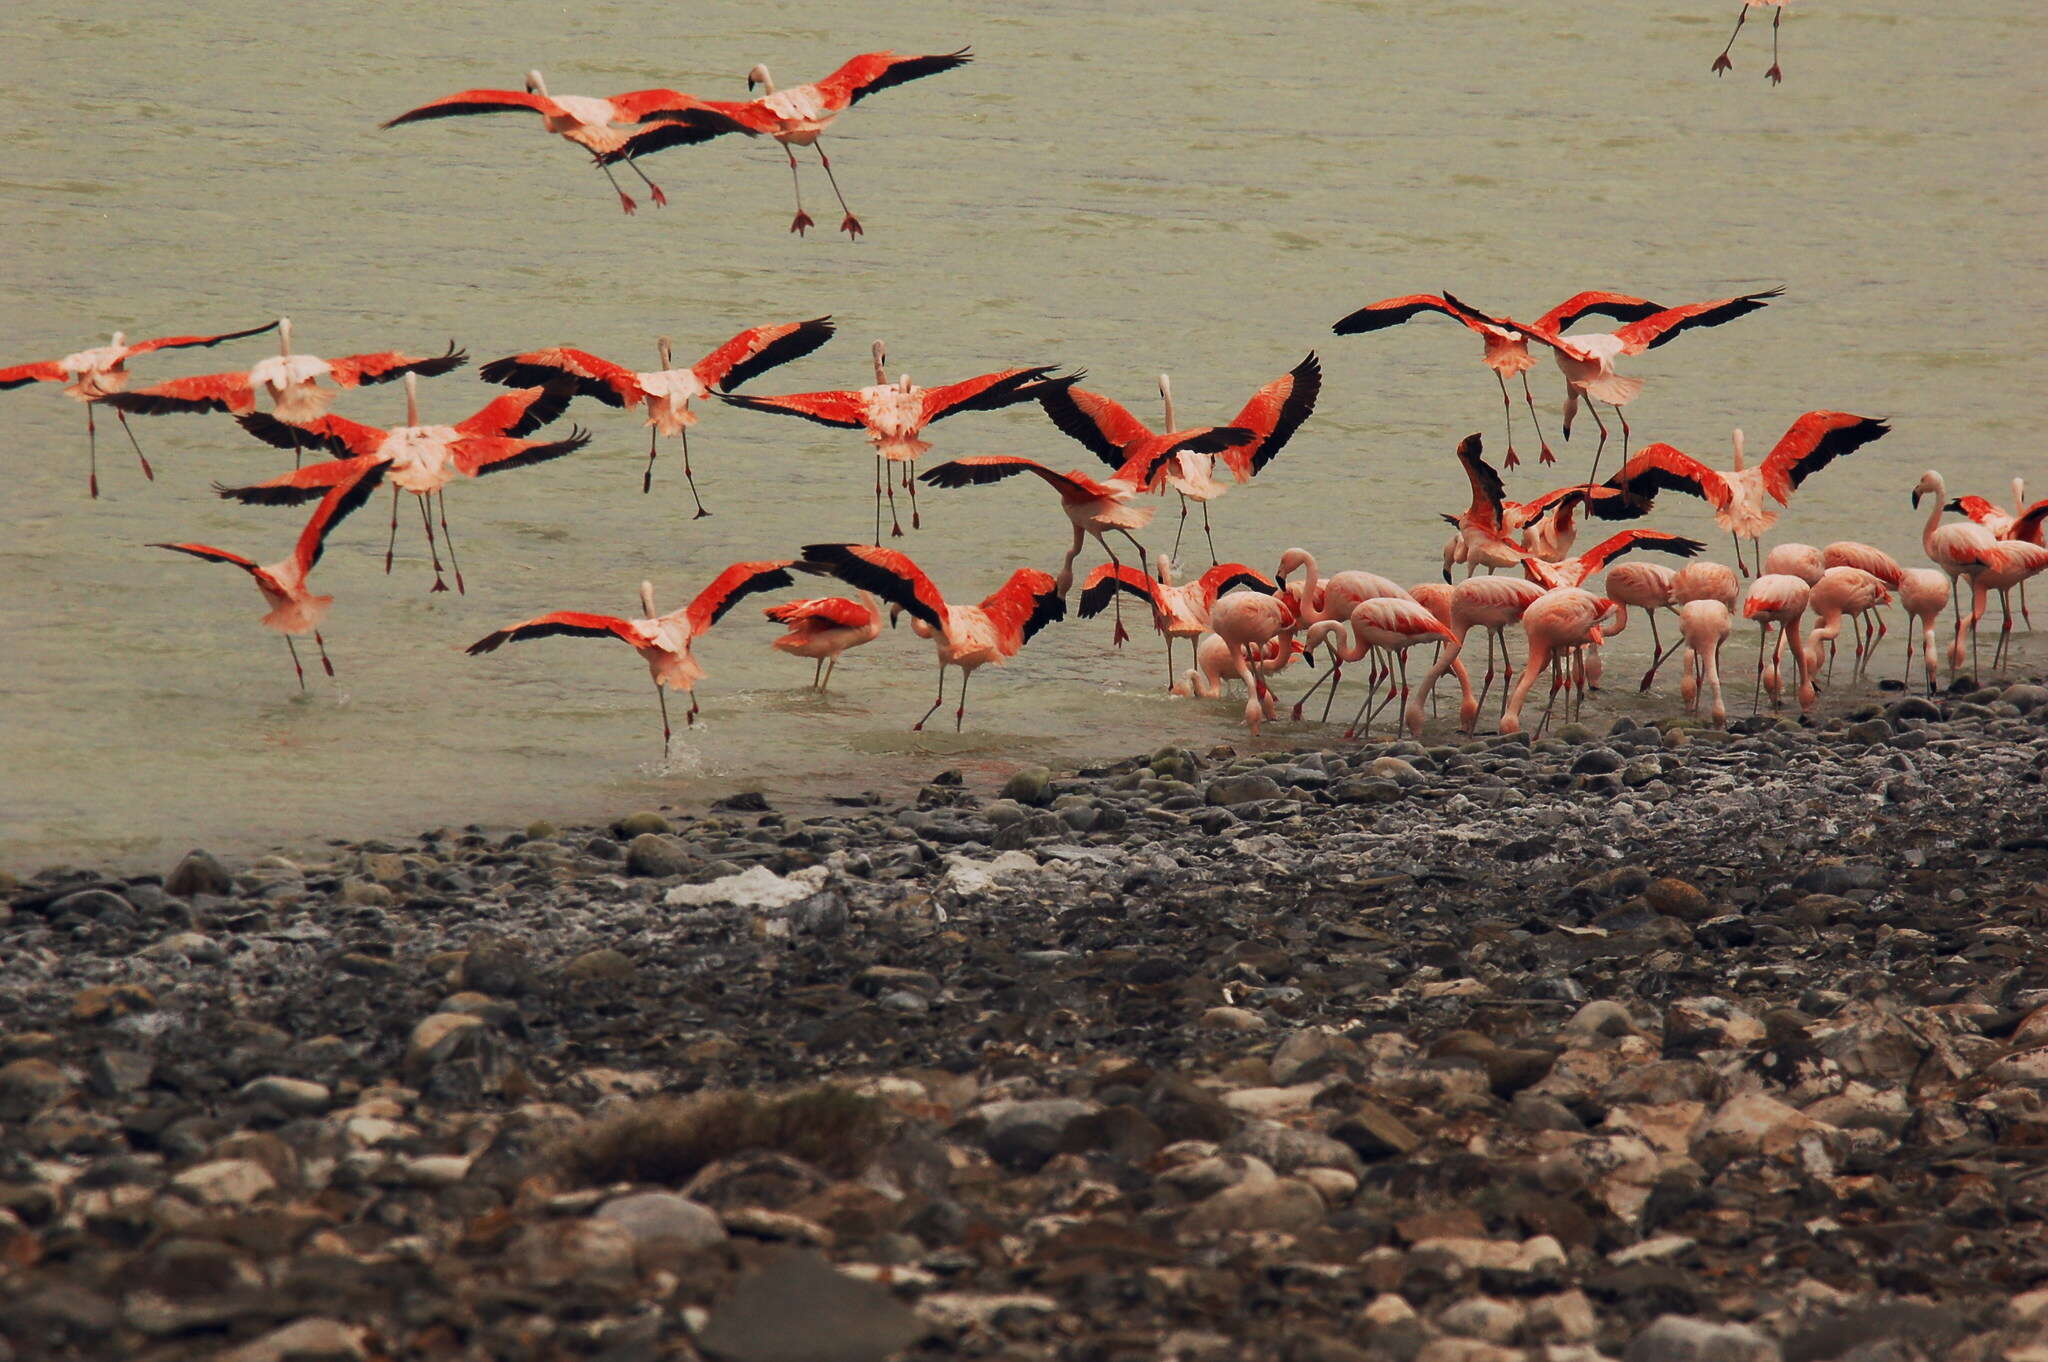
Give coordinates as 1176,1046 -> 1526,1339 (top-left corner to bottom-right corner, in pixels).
1910,491 -> 1922,509
1442,568 -> 1453,584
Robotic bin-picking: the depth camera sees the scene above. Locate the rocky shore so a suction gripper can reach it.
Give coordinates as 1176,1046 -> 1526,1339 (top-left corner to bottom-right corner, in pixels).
5,678 -> 2048,1362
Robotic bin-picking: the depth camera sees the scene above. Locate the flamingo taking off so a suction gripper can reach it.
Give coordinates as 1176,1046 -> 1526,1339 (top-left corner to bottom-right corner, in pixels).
1595,411 -> 1892,575
150,460 -> 386,689
798,543 -> 1065,731
1,319 -> 280,497
1677,600 -> 1734,727
723,341 -> 1058,540
1712,1 -> 1794,84
1077,557 -> 1276,690
381,72 -> 749,213
466,561 -> 800,756
478,317 -> 835,512
1333,291 -> 1662,467
218,376 -> 587,594
618,48 -> 972,238
762,593 -> 884,690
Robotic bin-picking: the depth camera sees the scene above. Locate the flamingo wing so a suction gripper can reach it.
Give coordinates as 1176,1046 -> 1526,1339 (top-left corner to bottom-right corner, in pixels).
1331,294 -> 1468,335
477,348 -> 643,407
799,543 -> 948,633
466,611 -> 644,655
215,454 -> 388,507
1574,531 -> 1707,575
979,568 -> 1066,648
763,596 -> 874,628
102,370 -> 258,415
1076,563 -> 1166,619
125,320 -> 283,357
453,427 -> 592,478
237,410 -> 388,460
1218,352 -> 1321,480
1612,288 -> 1783,355
1454,432 -> 1507,535
1945,494 -> 2003,525
812,47 -> 973,109
684,560 -> 800,634
291,461 -> 389,575
382,89 -> 557,128
719,387 -> 870,430
595,105 -> 763,165
918,455 -> 1116,501
149,541 -> 261,574
457,384 -> 576,438
1035,376 -> 1150,469
1600,444 -> 1733,515
1758,411 -> 1889,503
2010,499 -> 2048,546
1124,426 -> 1257,488
326,343 -> 468,388
918,365 -> 1061,424
0,360 -> 70,388
1533,291 -> 1665,333
694,316 -> 837,392
1198,562 -> 1278,600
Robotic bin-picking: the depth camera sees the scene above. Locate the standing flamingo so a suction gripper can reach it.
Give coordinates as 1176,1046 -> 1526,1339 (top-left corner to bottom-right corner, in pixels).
1742,574 -> 1814,713
1275,548 -> 1416,722
1303,600 -> 1457,739
723,341 -> 1057,540
1896,569 -> 1952,694
1501,588 -> 1614,735
1912,469 -> 2010,680
150,462 -> 386,689
1948,482 -> 2044,632
1959,544 -> 2048,670
762,593 -> 885,690
1821,541 -> 1903,669
218,376 -> 587,594
1677,600 -> 1734,727
1332,292 -> 1662,467
1595,411 -> 1892,575
620,48 -> 972,238
1762,542 -> 1824,583
1802,567 -> 1893,683
1075,557 -> 1276,688
1183,633 -> 1302,702
1712,1 -> 1794,83
466,561 -> 800,756
1,320 -> 280,497
798,543 -> 1064,731
1206,588 -> 1305,735
478,317 -> 835,511
1603,561 -> 1679,691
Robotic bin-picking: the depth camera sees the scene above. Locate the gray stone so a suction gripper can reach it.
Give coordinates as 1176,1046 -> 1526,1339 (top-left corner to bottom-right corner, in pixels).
1623,1315 -> 1781,1362
1179,1176 -> 1325,1235
1332,1101 -> 1420,1158
237,1076 -> 332,1114
1206,774 -> 1285,806
983,1098 -> 1103,1171
626,833 -> 691,877
594,1191 -> 727,1252
165,849 -> 233,898
0,1058 -> 74,1120
1224,1120 -> 1362,1175
1000,766 -> 1055,806
459,932 -> 534,996
695,1248 -> 925,1362
612,810 -> 672,837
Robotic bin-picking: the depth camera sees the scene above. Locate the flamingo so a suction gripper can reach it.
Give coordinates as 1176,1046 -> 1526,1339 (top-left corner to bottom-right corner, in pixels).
1677,600 -> 1734,727
1332,291 -> 1662,467
1500,587 -> 1614,735
1742,574 -> 1814,712
381,72 -> 749,214
1183,632 -> 1301,702
1949,481 -> 2043,631
1801,566 -> 1893,682
1912,469 -> 2010,680
1762,542 -> 1823,584
798,543 -> 1064,731
150,461 -> 386,689
1302,600 -> 1458,739
1603,561 -> 1679,691
1439,432 -> 1635,576
1820,541 -> 1903,669
722,341 -> 1058,540
762,593 -> 884,690
466,561 -> 800,756
1519,529 -> 1706,590
1075,557 -> 1276,689
1514,485 -> 1634,562
1672,560 -> 1741,610
1595,411 -> 1892,575
477,316 -> 835,511
1,320 -> 280,497
1432,575 -> 1549,729
1207,588 -> 1304,735
1712,1 -> 1794,83
1896,568 -> 1952,694
1960,543 -> 2048,670
620,48 -> 973,238
101,318 -> 467,450
217,375 -> 587,594
1274,547 -> 1415,722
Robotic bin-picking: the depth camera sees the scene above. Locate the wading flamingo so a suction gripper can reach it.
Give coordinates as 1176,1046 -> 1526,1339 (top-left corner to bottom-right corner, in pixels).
1076,557 -> 1276,689
2,320 -> 279,497
1821,540 -> 1903,669
466,561 -> 800,756
1183,633 -> 1301,702
1304,600 -> 1458,739
762,592 -> 884,689
1603,560 -> 1678,691
1438,575 -> 1548,729
1742,574 -> 1813,713
1207,588 -> 1304,735
1712,1 -> 1794,83
478,316 -> 835,511
723,340 -> 1057,540
1762,542 -> 1823,583
1948,484 -> 2045,633
1802,566 -> 1892,683
1501,587 -> 1613,735
1896,568 -> 1952,694
1960,543 -> 2048,670
1276,548 -> 1415,722
1912,469 -> 2009,680
1678,600 -> 1733,727
798,543 -> 1064,731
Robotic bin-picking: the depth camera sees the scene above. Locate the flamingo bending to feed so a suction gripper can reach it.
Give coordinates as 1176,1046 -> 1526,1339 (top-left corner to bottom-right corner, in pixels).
478,316 -> 835,510
1183,632 -> 1301,701
1678,600 -> 1733,727
1742,574 -> 1814,713
1276,547 -> 1415,722
381,72 -> 749,213
1500,588 -> 1614,736
1603,561 -> 1679,691
1331,291 -> 1662,467
1912,469 -> 2011,680
1437,575 -> 1548,729
1802,567 -> 1893,682
1,320 -> 280,496
1595,411 -> 1892,575
723,340 -> 1057,539
1821,540 -> 1903,666
799,543 -> 1064,731
762,593 -> 884,689
1307,599 -> 1462,739
150,461 -> 386,689
218,375 -> 587,594
621,48 -> 972,237
1762,542 -> 1823,583
1896,569 -> 1952,694
1712,1 -> 1793,83
1076,557 -> 1275,688
1206,588 -> 1304,735
467,561 -> 799,756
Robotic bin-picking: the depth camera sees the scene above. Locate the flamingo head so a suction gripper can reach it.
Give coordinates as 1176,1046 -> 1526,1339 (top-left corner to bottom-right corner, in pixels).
109,330 -> 126,348
886,603 -> 902,629
639,580 -> 656,618
746,63 -> 772,92
656,336 -> 673,369
870,339 -> 887,384
1910,469 -> 1942,508
277,316 -> 293,355
524,70 -> 547,95
1275,546 -> 1315,588
1154,553 -> 1175,585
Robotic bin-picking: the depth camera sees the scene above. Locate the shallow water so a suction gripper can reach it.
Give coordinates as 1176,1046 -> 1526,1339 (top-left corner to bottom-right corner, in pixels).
2,0 -> 2042,872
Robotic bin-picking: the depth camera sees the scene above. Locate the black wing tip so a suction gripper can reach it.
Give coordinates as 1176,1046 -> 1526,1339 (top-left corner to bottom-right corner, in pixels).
464,632 -> 509,656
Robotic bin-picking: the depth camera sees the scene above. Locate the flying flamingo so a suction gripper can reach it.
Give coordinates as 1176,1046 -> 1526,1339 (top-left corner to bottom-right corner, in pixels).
1742,574 -> 1814,712
798,543 -> 1064,731
1440,432 -> 1635,576
1896,568 -> 1952,694
477,316 -> 835,512
218,375 -> 587,594
1912,469 -> 2010,680
1712,1 -> 1793,83
1075,556 -> 1276,688
1802,566 -> 1893,683
1501,587 -> 1614,736
1331,292 -> 1662,467
1206,587 -> 1304,735
1,320 -> 280,497
1602,561 -> 1678,691
1594,411 -> 1892,575
101,318 -> 467,451
1677,600 -> 1733,727
1519,529 -> 1706,591
762,593 -> 884,690
466,561 -> 800,756
150,461 -> 386,689
722,340 -> 1058,540
618,48 -> 972,238
381,72 -> 749,214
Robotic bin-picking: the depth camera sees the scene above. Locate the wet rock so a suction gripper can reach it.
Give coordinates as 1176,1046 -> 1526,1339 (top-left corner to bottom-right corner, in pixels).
982,1098 -> 1104,1171
1207,774 -> 1285,806
0,1058 -> 75,1119
219,1318 -> 367,1362
165,849 -> 233,898
561,947 -> 636,985
71,983 -> 157,1022
237,1077 -> 331,1115
1623,1314 -> 1780,1362
458,932 -> 534,995
1000,766 -> 1055,806
626,832 -> 691,877
612,810 -> 672,837
169,1158 -> 276,1207
1644,878 -> 1710,921
1333,1101 -> 1421,1159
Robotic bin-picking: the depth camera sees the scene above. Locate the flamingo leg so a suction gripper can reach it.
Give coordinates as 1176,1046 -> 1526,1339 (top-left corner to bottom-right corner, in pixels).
873,455 -> 884,546
678,426 -> 710,518
1498,629 -> 1516,718
1613,404 -> 1631,463
286,636 -> 307,691
1752,623 -> 1768,713
907,457 -> 921,529
642,426 -> 659,494
1580,398 -> 1610,495
85,405 -> 100,499
620,153 -> 668,207
784,144 -> 814,235
1640,614 -> 1677,692
1172,494 -> 1191,559
685,688 -> 699,726
823,656 -> 838,690
1713,5 -> 1748,73
436,490 -> 466,595
385,485 -> 401,574
812,657 -> 824,688
1474,629 -> 1497,722
1731,532 -> 1747,578
884,463 -> 904,538
1997,589 -> 2014,669
953,666 -> 972,731
2022,579 -> 2032,630
314,631 -> 334,677
1201,500 -> 1219,566
1536,658 -> 1563,737
595,156 -> 638,215
1164,635 -> 1176,692
114,408 -> 153,482
1520,373 -> 1556,466
912,663 -> 947,731
656,684 -> 672,758
814,141 -> 862,240
1495,372 -> 1520,469
1766,6 -> 1784,84
417,494 -> 449,593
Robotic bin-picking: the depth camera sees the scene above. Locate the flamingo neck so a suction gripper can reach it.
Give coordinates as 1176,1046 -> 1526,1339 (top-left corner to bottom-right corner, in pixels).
403,373 -> 419,426
1159,377 -> 1176,432
1920,474 -> 1946,545
639,581 -> 657,617
277,318 -> 293,356
1730,429 -> 1746,472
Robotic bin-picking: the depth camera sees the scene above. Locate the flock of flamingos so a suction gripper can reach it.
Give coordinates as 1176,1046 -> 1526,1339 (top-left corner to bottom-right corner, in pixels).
9,35 -> 2045,755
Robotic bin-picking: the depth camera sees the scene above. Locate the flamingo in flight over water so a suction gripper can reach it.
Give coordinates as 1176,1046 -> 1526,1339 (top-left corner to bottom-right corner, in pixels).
762,593 -> 884,690
1592,410 -> 1892,576
618,48 -> 972,238
467,561 -> 800,756
1,320 -> 279,497
799,543 -> 1065,731
479,316 -> 835,513
381,71 -> 750,213
218,375 -> 586,594
1713,1 -> 1794,84
1332,292 -> 1662,467
151,460 -> 387,689
723,340 -> 1057,540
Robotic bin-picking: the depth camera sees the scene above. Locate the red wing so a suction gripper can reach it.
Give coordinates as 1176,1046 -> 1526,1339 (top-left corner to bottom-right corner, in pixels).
1758,411 -> 1889,503
979,568 -> 1066,648
1331,294 -> 1468,336
102,370 -> 257,415
2011,499 -> 2048,545
1948,495 -> 2002,525
763,596 -> 874,628
453,427 -> 591,478
150,541 -> 260,573
604,88 -> 717,120
1613,288 -> 1782,355
918,366 -> 1059,423
382,89 -> 555,128
457,385 -> 574,438
326,343 -> 467,388
1533,291 -> 1664,334
1124,426 -> 1256,489
237,410 -> 388,459
1036,378 -> 1153,469
465,611 -> 642,655
1217,352 -> 1320,481
720,387 -> 871,429
477,347 -> 642,406
798,543 -> 948,633
625,96 -> 779,136
1077,563 -> 1167,620
1453,432 -> 1506,535
1198,563 -> 1278,602
0,360 -> 69,388
1603,443 -> 1733,511
1573,531 -> 1707,575
125,320 -> 282,356
812,47 -> 973,109
291,461 -> 388,575
918,455 -> 1115,501
216,454 -> 387,508
693,316 -> 836,392
686,560 -> 799,634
